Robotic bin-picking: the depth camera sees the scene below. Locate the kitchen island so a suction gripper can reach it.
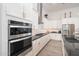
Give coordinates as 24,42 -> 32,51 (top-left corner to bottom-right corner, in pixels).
63,36 -> 79,56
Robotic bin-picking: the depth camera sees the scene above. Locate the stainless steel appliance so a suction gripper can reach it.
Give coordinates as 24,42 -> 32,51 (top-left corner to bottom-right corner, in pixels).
8,20 -> 32,39
62,24 -> 75,38
62,24 -> 75,56
8,20 -> 32,56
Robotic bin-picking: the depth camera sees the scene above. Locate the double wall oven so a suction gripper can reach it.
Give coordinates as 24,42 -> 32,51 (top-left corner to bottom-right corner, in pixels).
8,20 -> 32,56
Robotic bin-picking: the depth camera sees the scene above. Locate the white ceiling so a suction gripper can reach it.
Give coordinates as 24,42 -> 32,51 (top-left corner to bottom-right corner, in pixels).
43,3 -> 79,13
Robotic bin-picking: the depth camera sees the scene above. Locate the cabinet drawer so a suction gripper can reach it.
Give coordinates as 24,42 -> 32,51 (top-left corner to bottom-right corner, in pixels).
32,40 -> 38,49
38,35 -> 50,48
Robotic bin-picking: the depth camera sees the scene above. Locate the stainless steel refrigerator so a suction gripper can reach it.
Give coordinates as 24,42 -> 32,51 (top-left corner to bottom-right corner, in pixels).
62,24 -> 75,56
62,24 -> 75,38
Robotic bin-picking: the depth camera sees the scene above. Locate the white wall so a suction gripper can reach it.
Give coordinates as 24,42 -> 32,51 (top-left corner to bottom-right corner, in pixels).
43,18 -> 62,29
44,7 -> 79,31
48,7 -> 79,20
0,4 -> 2,56
0,4 -> 8,56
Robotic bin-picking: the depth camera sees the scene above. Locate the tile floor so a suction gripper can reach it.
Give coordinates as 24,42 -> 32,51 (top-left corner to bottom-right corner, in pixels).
37,39 -> 63,56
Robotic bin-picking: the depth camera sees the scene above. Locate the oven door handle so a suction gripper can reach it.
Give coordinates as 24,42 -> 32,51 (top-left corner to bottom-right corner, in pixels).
10,25 -> 32,28
9,36 -> 32,43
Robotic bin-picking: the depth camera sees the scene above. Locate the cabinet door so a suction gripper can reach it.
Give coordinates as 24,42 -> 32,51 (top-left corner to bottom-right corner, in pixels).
5,3 -> 23,18
37,34 -> 50,50
49,33 -> 55,39
49,33 -> 62,40
32,40 -> 38,49
23,3 -> 39,22
23,3 -> 33,20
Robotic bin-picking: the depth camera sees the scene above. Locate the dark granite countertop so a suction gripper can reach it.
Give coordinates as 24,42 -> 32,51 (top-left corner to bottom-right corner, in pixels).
63,36 -> 79,43
32,33 -> 48,41
63,36 -> 79,56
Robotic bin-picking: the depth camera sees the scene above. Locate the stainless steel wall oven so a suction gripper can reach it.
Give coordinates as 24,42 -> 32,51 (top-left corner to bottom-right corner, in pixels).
8,20 -> 32,56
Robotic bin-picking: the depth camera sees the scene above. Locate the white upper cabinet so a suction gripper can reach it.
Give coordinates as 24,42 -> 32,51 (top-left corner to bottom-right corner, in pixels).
5,3 -> 23,18
23,3 -> 33,20
5,3 -> 39,23
5,3 -> 39,22
23,3 -> 39,20
23,3 -> 39,25
32,3 -> 39,12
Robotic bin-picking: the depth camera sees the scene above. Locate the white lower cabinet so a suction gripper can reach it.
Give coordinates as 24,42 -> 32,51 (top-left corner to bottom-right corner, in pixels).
26,34 -> 50,56
49,33 -> 62,40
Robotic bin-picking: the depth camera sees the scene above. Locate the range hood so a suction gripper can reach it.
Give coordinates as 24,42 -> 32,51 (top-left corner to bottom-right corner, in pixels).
38,3 -> 43,24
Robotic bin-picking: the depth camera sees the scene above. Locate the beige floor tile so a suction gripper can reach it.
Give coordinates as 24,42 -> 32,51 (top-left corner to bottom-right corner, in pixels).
38,40 -> 63,56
